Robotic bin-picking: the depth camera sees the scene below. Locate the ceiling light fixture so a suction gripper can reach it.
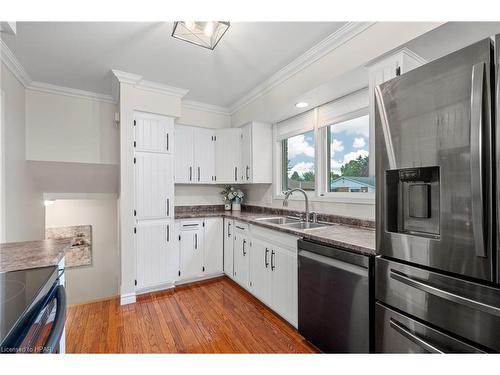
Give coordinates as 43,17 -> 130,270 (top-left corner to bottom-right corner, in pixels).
172,21 -> 230,50
295,102 -> 309,108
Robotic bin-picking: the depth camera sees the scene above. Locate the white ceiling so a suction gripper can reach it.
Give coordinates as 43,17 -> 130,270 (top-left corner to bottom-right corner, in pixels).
2,22 -> 347,107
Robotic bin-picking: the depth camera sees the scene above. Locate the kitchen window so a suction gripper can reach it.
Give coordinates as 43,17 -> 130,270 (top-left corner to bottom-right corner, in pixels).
274,88 -> 374,203
327,114 -> 373,193
282,130 -> 316,191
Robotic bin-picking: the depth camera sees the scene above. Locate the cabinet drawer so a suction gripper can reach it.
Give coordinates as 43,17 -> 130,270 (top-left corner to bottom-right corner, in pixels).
250,224 -> 298,251
179,219 -> 203,230
233,221 -> 249,233
376,257 -> 500,352
375,303 -> 484,353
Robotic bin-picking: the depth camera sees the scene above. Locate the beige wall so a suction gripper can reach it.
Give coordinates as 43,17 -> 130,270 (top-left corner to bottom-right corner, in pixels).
46,199 -> 120,305
1,62 -> 44,242
25,89 -> 119,164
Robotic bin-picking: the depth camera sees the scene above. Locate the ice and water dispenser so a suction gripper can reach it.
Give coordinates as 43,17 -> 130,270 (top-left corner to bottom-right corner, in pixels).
385,166 -> 440,238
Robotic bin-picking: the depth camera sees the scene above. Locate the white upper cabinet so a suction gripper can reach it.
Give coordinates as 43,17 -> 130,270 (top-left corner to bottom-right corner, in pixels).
174,125 -> 195,183
215,128 -> 242,184
194,127 -> 216,183
240,122 -> 273,183
135,152 -> 173,220
135,112 -> 174,153
174,124 -> 216,184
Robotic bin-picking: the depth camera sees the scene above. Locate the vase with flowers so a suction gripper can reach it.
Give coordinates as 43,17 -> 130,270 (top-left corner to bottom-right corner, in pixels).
220,185 -> 245,211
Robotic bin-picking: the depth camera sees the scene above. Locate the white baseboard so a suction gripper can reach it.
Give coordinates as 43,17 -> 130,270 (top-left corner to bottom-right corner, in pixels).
119,274 -> 223,305
175,273 -> 224,287
136,282 -> 175,295
120,292 -> 136,305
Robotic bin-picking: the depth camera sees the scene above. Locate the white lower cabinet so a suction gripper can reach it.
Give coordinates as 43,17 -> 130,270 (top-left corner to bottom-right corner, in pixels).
179,220 -> 205,280
223,218 -> 234,279
269,245 -> 297,325
136,220 -> 178,291
249,226 -> 298,327
204,218 -> 223,275
248,237 -> 272,305
177,218 -> 224,282
233,223 -> 250,289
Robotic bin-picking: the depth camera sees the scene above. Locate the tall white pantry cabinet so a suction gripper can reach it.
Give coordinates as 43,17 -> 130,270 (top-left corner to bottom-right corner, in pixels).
134,112 -> 178,292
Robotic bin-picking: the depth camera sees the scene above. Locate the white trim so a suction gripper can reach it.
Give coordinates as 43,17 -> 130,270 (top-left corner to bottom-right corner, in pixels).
43,192 -> 118,200
174,273 -> 224,287
136,282 -> 175,295
182,100 -> 230,115
110,69 -> 142,85
365,47 -> 428,68
0,39 -> 31,87
111,69 -> 189,98
120,292 -> 136,305
27,81 -> 116,104
228,22 -> 376,115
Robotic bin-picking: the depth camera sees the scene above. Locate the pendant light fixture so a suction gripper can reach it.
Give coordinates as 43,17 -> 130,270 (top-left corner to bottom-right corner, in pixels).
172,21 -> 230,50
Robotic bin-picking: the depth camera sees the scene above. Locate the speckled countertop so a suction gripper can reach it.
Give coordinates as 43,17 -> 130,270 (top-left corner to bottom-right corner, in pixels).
0,238 -> 72,273
176,210 -> 376,256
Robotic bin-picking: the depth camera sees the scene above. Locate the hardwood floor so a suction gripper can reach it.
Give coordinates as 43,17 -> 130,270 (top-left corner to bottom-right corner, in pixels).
65,276 -> 317,353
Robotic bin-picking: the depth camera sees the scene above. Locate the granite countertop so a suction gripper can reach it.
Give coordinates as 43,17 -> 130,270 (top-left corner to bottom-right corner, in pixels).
175,210 -> 376,256
0,238 -> 72,273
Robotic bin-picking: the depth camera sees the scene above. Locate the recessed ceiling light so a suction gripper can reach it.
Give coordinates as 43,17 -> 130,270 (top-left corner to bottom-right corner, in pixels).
295,102 -> 309,108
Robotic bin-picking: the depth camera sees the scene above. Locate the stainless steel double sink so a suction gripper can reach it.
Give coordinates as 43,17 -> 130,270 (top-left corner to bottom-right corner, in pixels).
255,216 -> 330,230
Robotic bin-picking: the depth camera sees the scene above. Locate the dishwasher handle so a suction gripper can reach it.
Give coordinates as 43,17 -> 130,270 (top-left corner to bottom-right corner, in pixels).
299,249 -> 368,277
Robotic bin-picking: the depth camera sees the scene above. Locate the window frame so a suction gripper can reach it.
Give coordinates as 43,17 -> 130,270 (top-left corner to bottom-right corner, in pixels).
273,106 -> 375,205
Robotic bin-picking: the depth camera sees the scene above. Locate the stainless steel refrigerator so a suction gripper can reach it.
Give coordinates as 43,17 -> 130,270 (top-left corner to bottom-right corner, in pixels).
375,36 -> 500,353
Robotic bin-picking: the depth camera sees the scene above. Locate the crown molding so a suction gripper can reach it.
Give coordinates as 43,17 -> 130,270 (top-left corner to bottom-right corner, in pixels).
228,22 -> 376,115
111,69 -> 189,98
182,100 -> 230,115
111,69 -> 142,85
0,39 -> 32,87
28,81 -> 116,104
365,46 -> 428,68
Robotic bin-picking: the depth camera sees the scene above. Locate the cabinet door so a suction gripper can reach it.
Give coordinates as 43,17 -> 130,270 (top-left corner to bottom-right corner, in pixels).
180,228 -> 204,280
204,218 -> 223,275
136,221 -> 177,289
271,246 -> 297,325
174,125 -> 194,183
135,113 -> 174,153
215,128 -> 242,183
135,152 -> 173,220
233,233 -> 249,288
241,124 -> 252,183
194,127 -> 216,183
223,219 -> 234,278
249,237 -> 271,304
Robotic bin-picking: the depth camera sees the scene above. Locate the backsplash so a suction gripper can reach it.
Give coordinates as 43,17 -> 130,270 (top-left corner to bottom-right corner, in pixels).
175,204 -> 375,229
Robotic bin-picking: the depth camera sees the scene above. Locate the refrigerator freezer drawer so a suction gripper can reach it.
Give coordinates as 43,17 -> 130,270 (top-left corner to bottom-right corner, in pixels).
376,257 -> 500,352
375,303 -> 484,353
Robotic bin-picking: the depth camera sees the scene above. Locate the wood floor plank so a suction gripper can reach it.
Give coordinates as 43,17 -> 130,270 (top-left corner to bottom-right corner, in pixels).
66,276 -> 317,354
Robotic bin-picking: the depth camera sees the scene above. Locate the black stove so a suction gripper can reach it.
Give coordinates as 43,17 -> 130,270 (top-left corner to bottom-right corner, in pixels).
0,266 -> 61,352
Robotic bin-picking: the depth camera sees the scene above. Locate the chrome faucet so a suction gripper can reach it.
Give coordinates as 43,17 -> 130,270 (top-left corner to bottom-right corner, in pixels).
283,188 -> 310,222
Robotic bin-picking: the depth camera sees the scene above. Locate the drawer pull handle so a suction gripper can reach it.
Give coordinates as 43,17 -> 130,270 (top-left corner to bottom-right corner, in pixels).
389,318 -> 443,354
390,269 -> 500,317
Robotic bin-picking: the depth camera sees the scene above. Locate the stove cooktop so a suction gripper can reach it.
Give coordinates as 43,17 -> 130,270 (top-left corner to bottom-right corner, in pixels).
0,266 -> 58,345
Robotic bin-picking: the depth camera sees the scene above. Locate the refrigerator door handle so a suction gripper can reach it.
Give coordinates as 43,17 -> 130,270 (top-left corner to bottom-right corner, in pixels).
390,268 -> 500,317
470,61 -> 487,258
389,318 -> 444,354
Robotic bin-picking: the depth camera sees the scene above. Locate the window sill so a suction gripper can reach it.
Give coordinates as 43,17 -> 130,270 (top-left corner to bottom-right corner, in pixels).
274,192 -> 375,205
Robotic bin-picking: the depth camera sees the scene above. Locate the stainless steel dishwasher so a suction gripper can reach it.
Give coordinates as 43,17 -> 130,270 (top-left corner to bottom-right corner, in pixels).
298,239 -> 373,353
